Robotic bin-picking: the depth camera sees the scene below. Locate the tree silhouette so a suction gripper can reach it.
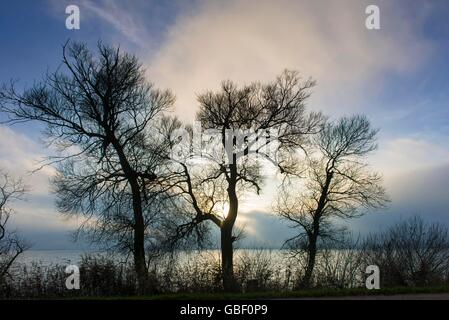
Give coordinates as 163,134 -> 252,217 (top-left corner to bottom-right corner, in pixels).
0,41 -> 175,292
275,115 -> 389,288
0,171 -> 29,282
171,70 -> 323,291
362,216 -> 449,287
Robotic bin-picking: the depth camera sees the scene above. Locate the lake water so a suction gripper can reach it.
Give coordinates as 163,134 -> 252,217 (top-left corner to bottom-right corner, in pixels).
15,249 -> 285,267
16,250 -> 99,267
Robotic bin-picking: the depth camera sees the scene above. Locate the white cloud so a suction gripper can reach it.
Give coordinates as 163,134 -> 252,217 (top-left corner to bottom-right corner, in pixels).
79,0 -> 147,45
12,202 -> 78,231
0,126 -> 55,195
373,137 -> 449,177
0,126 -> 79,239
147,0 -> 433,122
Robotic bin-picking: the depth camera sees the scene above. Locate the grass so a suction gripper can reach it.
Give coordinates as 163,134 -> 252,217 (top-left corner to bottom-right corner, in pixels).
82,286 -> 449,300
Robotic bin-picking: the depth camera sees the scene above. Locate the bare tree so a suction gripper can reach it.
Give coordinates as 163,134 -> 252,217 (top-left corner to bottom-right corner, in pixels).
0,171 -> 29,282
275,115 -> 388,288
0,41 -> 175,292
171,70 -> 323,291
362,216 -> 449,287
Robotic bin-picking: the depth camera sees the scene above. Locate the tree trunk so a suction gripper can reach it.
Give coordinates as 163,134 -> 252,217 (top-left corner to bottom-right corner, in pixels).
302,233 -> 318,288
301,170 -> 333,288
130,180 -> 149,294
221,168 -> 238,292
112,137 -> 149,294
221,225 -> 236,291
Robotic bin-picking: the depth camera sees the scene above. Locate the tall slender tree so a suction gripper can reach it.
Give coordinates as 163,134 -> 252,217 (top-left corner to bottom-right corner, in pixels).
275,115 -> 389,288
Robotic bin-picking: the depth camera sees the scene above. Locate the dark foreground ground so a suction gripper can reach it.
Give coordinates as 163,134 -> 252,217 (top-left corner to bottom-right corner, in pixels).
4,286 -> 449,300
86,286 -> 449,300
294,292 -> 449,300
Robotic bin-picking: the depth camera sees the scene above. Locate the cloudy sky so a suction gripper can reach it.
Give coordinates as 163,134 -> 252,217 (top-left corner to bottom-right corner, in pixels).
1,0 -> 449,249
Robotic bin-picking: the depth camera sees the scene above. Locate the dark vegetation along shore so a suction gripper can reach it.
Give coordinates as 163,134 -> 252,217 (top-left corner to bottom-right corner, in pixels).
2,216 -> 449,299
